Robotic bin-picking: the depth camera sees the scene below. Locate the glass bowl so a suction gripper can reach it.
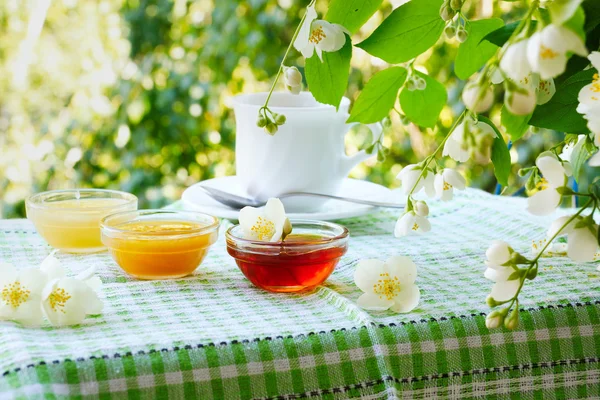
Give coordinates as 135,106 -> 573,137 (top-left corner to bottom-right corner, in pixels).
101,210 -> 219,280
226,220 -> 349,292
26,189 -> 137,253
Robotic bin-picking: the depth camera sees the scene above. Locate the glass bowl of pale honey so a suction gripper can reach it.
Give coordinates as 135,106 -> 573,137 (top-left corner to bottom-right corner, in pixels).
26,189 -> 138,253
226,220 -> 349,293
100,210 -> 219,280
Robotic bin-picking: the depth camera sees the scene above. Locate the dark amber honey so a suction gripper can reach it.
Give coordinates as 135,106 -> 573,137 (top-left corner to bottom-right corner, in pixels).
227,233 -> 347,292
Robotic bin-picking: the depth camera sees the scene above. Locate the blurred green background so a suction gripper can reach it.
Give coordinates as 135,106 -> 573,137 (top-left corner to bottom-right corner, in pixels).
0,0 -> 596,218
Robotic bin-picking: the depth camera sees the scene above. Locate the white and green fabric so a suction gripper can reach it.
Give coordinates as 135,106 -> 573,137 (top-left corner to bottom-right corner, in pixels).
0,189 -> 599,399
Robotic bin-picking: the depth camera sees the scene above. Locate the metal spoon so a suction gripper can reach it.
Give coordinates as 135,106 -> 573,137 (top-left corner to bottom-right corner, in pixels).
200,185 -> 405,209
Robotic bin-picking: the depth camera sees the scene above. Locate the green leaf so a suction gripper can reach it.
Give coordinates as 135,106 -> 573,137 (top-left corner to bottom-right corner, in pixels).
564,6 -> 586,40
455,18 -> 504,80
583,0 -> 600,33
305,39 -> 352,109
479,115 -> 511,187
347,67 -> 407,124
399,71 -> 447,128
356,0 -> 444,64
326,0 -> 383,34
501,105 -> 531,141
529,69 -> 596,133
548,0 -> 583,25
481,20 -> 538,47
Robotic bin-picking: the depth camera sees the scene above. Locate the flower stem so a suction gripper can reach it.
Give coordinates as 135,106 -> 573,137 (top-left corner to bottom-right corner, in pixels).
262,0 -> 316,110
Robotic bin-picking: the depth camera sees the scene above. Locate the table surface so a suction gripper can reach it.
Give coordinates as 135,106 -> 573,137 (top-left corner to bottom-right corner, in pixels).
0,189 -> 599,399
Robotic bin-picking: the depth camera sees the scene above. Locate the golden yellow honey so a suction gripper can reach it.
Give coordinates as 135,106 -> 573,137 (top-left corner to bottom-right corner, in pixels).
101,218 -> 219,280
27,197 -> 135,253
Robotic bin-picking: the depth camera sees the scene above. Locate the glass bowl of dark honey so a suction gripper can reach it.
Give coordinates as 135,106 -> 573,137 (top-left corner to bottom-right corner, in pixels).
226,220 -> 349,293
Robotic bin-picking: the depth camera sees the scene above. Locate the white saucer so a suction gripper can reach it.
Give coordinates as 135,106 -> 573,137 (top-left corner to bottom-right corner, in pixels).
181,176 -> 403,221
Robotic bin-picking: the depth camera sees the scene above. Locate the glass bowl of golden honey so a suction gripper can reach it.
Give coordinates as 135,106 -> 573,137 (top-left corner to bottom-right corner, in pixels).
226,220 -> 349,293
26,189 -> 138,253
100,210 -> 219,280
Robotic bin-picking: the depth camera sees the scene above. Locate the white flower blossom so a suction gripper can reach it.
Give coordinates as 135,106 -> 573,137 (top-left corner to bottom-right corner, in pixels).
527,152 -> 572,216
443,120 -> 496,164
394,211 -> 431,237
434,169 -> 466,201
527,25 -> 588,79
396,164 -> 435,197
0,262 -> 47,326
547,215 -> 599,263
461,82 -> 494,112
500,39 -> 532,83
485,240 -> 513,269
354,256 -> 420,313
239,198 -> 290,242
293,5 -> 349,61
484,266 -> 520,302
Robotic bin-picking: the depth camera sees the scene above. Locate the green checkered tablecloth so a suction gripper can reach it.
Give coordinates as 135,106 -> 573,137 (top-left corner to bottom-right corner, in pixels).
1,189 -> 599,399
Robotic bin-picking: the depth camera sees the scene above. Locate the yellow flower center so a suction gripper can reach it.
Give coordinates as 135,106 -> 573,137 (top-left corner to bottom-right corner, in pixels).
540,45 -> 558,60
411,223 -> 419,231
49,288 -> 72,313
591,73 -> 600,94
1,281 -> 30,309
443,181 -> 452,191
251,216 -> 276,241
309,26 -> 326,44
373,272 -> 401,300
536,178 -> 549,191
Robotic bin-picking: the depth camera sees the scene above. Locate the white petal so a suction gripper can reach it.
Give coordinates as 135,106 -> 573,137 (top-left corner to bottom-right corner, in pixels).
264,198 -> 287,242
416,216 -> 431,233
0,263 -> 18,288
506,86 -> 537,116
354,259 -> 387,294
389,284 -> 420,313
293,5 -> 317,54
589,51 -> 600,71
394,213 -> 414,237
314,45 -> 323,61
398,165 -> 422,194
536,77 -> 556,105
422,171 -> 436,198
17,268 -> 47,295
10,299 -> 44,327
443,169 -> 466,190
490,279 -> 520,302
442,138 -> 470,162
434,173 -> 445,199
526,32 -> 542,74
83,286 -> 103,315
589,151 -> 600,167
385,256 -> 417,285
486,240 -> 512,265
40,253 -> 66,281
558,26 -> 588,57
568,228 -> 599,262
536,155 -> 566,188
43,278 -> 89,326
526,188 -> 561,216
356,292 -> 393,311
501,40 -> 532,82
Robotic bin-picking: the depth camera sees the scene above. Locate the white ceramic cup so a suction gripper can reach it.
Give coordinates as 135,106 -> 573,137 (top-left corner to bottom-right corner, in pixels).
232,92 -> 381,212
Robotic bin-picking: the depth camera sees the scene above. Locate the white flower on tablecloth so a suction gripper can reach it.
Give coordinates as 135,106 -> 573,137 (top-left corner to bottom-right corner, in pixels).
484,266 -> 520,302
547,215 -> 599,263
413,200 -> 429,217
41,262 -> 103,327
293,5 -> 349,61
354,256 -> 420,313
461,81 -> 494,112
434,169 -> 466,201
0,262 -> 47,326
443,120 -> 496,164
239,198 -> 291,242
394,211 -> 431,237
283,66 -> 303,95
527,152 -> 572,216
397,164 -> 435,197
527,25 -> 588,79
485,240 -> 513,269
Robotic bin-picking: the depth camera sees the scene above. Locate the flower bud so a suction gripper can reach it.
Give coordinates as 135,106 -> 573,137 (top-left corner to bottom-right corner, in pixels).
414,201 -> 429,217
444,25 -> 456,39
450,0 -> 462,11
382,116 -> 392,128
462,82 -> 494,113
485,311 -> 504,329
504,308 -> 519,330
286,84 -> 302,95
416,77 -> 427,90
406,78 -> 417,91
256,115 -> 267,128
284,66 -> 302,87
486,295 -> 497,307
510,251 -> 529,265
440,4 -> 456,21
275,114 -> 287,125
456,27 -> 468,43
264,122 -> 278,135
505,85 -> 537,116
400,114 -> 410,125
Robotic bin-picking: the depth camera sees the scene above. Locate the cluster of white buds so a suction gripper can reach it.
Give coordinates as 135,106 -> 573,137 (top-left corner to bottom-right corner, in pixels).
406,75 -> 426,91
